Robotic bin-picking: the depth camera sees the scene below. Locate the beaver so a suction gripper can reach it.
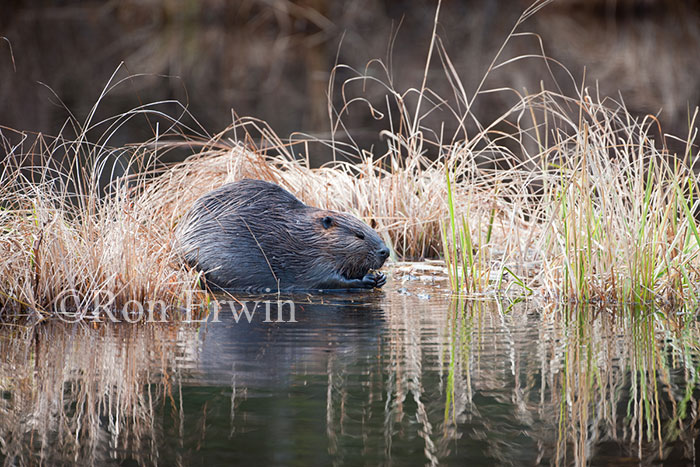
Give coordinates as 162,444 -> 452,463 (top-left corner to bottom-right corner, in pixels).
176,179 -> 389,292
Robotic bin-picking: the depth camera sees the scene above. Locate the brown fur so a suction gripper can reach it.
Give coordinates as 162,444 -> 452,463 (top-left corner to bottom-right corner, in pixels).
176,179 -> 389,291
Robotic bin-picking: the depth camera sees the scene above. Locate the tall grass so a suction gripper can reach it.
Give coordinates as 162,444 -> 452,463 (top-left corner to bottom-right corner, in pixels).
1,0 -> 699,318
0,98 -> 210,318
442,88 -> 700,305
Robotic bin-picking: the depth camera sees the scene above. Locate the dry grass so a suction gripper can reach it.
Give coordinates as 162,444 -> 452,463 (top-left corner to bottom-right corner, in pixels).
442,88 -> 700,306
0,118 -> 207,318
1,0 -> 699,319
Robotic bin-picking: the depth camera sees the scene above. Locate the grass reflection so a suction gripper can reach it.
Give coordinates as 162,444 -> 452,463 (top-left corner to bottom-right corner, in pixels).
1,295 -> 700,465
0,322 -> 199,465
442,299 -> 700,464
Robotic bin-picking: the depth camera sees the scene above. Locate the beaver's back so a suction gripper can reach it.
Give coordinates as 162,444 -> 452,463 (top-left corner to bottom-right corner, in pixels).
177,180 -> 309,290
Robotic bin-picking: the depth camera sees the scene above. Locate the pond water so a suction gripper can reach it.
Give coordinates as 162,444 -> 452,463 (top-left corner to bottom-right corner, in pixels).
1,267 -> 699,466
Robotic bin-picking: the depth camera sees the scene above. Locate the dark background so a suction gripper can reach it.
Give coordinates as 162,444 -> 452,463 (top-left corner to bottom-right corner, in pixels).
2,0 -> 700,164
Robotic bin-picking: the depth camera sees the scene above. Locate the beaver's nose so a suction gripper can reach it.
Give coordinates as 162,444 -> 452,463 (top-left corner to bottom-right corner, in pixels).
377,246 -> 390,260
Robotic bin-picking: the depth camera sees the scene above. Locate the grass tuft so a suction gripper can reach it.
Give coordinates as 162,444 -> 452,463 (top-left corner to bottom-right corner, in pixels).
1,1 -> 699,318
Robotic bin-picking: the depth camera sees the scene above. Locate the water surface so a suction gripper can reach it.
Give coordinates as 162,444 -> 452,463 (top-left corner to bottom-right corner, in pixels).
1,274 -> 699,465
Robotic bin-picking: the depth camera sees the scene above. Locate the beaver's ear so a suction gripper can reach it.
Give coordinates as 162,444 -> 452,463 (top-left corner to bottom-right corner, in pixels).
321,216 -> 333,229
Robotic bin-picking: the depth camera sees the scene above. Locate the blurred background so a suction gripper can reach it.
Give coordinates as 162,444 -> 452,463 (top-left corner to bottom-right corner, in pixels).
2,0 -> 700,164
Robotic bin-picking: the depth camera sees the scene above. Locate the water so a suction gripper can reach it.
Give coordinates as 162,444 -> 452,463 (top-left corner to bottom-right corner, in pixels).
1,273 -> 699,466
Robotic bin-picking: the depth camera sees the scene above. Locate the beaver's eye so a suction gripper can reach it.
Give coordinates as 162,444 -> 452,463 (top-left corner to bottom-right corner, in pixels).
321,216 -> 333,229
356,232 -> 365,240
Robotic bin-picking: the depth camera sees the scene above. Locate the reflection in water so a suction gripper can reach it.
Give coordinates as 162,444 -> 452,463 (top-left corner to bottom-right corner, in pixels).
1,287 -> 700,465
0,323 -> 200,465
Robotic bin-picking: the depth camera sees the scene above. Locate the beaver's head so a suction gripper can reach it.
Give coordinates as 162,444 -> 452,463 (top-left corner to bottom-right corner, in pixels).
311,210 -> 390,280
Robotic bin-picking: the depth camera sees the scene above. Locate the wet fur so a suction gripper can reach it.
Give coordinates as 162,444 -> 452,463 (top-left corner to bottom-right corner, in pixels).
177,179 -> 388,291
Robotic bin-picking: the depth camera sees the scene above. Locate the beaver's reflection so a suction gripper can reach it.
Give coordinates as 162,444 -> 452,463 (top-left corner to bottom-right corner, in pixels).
196,293 -> 387,385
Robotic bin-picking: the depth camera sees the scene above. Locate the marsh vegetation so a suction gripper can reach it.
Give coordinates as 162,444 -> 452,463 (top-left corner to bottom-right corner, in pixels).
2,0 -> 700,464
1,1 -> 699,316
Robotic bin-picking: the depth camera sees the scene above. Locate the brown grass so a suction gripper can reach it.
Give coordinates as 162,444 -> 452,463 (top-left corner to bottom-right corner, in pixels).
1,0 -> 699,318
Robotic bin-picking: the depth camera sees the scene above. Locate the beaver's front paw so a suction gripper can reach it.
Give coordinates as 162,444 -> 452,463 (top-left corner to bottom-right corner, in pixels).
361,271 -> 386,289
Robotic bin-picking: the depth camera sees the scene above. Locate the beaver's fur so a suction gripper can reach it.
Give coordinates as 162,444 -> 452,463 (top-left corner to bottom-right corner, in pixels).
176,179 -> 389,292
